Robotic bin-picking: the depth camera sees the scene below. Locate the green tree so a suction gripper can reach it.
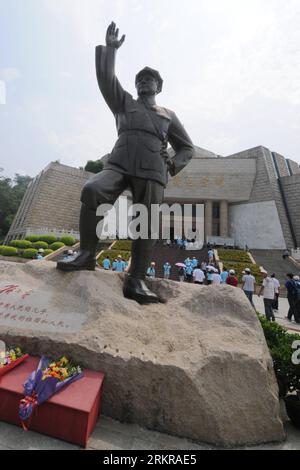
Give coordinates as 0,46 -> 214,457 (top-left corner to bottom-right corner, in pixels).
0,170 -> 32,239
84,159 -> 104,174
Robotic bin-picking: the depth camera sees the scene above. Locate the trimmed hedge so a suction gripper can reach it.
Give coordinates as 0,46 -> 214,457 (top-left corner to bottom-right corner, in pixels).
59,236 -> 76,246
22,248 -> 38,259
258,314 -> 300,397
38,234 -> 57,244
9,239 -> 32,249
0,246 -> 18,256
43,249 -> 54,257
25,235 -> 41,242
218,249 -> 252,264
49,242 -> 65,251
32,241 -> 49,250
97,249 -> 131,266
112,240 -> 132,251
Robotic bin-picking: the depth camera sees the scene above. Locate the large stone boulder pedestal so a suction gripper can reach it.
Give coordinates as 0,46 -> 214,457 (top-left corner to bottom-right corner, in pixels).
0,260 -> 285,447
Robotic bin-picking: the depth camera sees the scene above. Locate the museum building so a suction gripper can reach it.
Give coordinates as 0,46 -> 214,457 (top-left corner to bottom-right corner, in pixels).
5,144 -> 300,250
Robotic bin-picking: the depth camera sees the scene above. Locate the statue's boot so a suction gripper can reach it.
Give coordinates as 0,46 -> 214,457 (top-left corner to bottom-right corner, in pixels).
123,275 -> 159,304
56,203 -> 98,272
123,238 -> 159,304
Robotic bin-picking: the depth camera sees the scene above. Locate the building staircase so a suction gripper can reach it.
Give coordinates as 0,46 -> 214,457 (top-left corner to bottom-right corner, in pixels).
150,241 -> 209,281
250,249 -> 299,296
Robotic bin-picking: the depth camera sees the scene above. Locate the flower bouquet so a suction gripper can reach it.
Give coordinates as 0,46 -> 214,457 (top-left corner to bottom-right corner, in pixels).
0,347 -> 29,377
19,355 -> 83,429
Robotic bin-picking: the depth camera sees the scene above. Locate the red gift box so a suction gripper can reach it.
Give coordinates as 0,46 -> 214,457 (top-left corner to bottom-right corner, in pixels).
0,354 -> 29,377
0,355 -> 104,447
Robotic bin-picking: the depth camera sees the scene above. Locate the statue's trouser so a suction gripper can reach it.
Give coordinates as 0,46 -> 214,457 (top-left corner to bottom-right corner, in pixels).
81,169 -> 164,279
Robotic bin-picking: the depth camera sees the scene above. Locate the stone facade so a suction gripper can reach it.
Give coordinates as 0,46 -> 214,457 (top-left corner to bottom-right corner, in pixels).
280,174 -> 300,247
228,146 -> 297,248
6,163 -> 92,241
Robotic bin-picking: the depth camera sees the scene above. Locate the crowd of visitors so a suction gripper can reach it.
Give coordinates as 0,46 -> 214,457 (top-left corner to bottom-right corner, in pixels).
99,246 -> 300,325
101,254 -> 128,272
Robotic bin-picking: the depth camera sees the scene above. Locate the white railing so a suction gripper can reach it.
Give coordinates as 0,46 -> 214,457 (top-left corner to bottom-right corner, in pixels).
25,228 -> 80,239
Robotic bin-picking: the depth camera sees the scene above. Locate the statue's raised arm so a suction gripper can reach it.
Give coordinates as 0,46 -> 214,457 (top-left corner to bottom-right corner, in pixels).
95,22 -> 127,115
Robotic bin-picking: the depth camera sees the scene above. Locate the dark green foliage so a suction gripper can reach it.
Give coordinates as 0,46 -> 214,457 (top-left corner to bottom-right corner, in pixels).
112,240 -> 132,251
0,171 -> 32,239
258,314 -> 300,397
84,160 -> 104,174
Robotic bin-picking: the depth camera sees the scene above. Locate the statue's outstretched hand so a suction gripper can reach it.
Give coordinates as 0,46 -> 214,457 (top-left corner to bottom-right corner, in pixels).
106,21 -> 125,49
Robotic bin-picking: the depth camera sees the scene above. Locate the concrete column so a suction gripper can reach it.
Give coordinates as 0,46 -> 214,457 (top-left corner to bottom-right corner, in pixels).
220,200 -> 228,237
205,200 -> 213,240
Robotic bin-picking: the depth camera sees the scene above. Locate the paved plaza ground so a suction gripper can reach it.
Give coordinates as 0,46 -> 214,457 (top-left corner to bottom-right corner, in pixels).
253,294 -> 300,333
0,407 -> 299,450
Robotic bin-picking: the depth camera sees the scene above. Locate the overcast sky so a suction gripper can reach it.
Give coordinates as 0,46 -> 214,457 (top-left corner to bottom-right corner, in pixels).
1,0 -> 300,178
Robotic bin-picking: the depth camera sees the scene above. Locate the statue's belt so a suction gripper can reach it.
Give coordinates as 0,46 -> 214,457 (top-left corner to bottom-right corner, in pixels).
118,129 -> 166,145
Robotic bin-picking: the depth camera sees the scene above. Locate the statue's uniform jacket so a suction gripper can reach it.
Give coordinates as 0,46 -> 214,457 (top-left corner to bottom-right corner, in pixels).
95,45 -> 194,187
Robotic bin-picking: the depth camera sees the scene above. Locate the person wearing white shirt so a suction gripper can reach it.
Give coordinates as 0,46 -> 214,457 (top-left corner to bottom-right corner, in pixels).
193,267 -> 205,285
242,268 -> 256,308
258,271 -> 275,321
212,272 -> 221,285
271,273 -> 280,311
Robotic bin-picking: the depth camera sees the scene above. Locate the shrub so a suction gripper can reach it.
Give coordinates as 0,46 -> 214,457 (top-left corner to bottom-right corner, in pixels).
258,314 -> 300,397
49,241 -> 65,251
59,235 -> 76,246
97,249 -> 131,266
9,239 -> 32,249
43,249 -> 54,257
32,241 -> 49,250
25,235 -> 41,242
38,234 -> 57,244
112,240 -> 132,251
0,246 -> 18,256
22,248 -> 38,259
218,249 -> 252,264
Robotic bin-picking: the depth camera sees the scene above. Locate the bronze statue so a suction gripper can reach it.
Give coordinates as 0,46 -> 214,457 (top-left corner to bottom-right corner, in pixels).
57,22 -> 194,304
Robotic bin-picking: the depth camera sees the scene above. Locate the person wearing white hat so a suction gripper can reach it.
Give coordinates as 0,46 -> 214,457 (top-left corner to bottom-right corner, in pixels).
36,249 -> 44,260
226,269 -> 238,287
242,268 -> 256,308
258,271 -> 275,321
147,262 -> 156,278
163,262 -> 171,279
212,270 -> 221,285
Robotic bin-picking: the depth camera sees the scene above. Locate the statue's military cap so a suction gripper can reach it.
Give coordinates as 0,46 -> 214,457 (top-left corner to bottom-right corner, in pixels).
135,67 -> 163,94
